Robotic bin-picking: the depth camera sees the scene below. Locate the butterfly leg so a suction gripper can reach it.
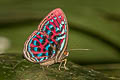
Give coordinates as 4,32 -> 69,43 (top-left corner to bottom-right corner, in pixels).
46,65 -> 49,68
58,59 -> 69,70
40,64 -> 45,71
58,60 -> 63,70
63,59 -> 69,70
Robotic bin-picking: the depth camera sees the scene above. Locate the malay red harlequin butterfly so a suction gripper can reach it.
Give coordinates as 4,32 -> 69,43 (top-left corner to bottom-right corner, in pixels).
23,8 -> 69,70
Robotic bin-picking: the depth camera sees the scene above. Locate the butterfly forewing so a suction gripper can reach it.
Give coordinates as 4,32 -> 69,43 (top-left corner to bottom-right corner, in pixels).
23,8 -> 68,63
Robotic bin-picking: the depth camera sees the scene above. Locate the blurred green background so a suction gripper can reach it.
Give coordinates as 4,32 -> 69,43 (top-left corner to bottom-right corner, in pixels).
0,0 -> 120,78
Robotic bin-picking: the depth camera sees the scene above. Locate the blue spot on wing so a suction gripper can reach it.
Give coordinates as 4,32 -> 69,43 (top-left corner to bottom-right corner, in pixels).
28,46 -> 35,57
34,47 -> 38,52
46,52 -> 48,56
56,38 -> 59,41
56,27 -> 59,31
40,57 -> 44,61
37,32 -> 40,35
39,39 -> 43,43
59,24 -> 62,30
46,57 -> 48,59
46,44 -> 50,50
61,21 -> 64,24
64,18 -> 67,32
47,30 -> 51,35
34,40 -> 37,45
50,41 -> 53,43
53,50 -> 55,54
43,26 -> 46,31
37,53 -> 42,57
60,39 -> 65,51
33,35 -> 36,38
64,18 -> 67,24
54,17 -> 57,20
45,21 -> 49,25
35,58 -> 39,62
50,19 -> 53,22
56,34 -> 66,41
41,35 -> 43,38
49,25 -> 53,29
58,16 -> 61,19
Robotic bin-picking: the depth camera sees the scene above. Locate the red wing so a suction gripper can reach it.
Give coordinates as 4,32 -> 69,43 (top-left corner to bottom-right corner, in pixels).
23,8 -> 68,63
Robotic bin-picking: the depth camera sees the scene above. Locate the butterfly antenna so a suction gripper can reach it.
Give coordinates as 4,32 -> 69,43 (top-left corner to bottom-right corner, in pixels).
70,48 -> 92,51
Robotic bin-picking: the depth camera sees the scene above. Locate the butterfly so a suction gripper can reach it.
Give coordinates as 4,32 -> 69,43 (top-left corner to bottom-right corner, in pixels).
23,8 -> 69,70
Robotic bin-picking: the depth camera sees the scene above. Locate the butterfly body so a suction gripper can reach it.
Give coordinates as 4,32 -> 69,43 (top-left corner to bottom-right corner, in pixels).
23,8 -> 69,68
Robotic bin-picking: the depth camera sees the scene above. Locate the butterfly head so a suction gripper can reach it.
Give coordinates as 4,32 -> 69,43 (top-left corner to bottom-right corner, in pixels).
64,51 -> 69,56
56,50 -> 69,63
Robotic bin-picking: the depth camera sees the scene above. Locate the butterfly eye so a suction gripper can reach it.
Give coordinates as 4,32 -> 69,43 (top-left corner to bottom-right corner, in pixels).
64,51 -> 69,56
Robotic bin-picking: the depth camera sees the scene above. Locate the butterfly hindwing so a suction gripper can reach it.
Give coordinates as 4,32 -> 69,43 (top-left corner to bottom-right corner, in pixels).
26,31 -> 56,62
23,8 -> 68,63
